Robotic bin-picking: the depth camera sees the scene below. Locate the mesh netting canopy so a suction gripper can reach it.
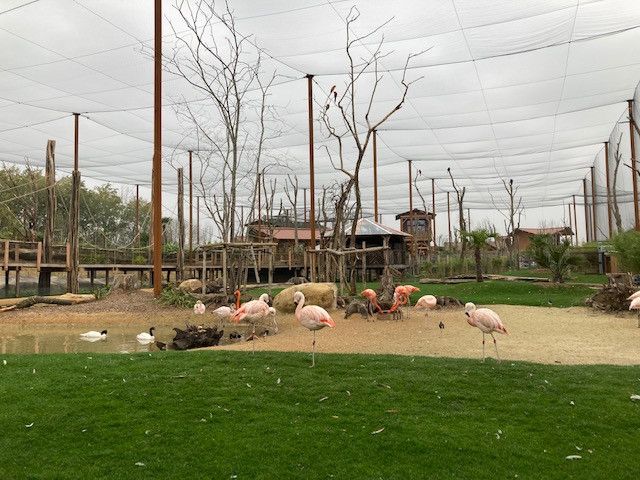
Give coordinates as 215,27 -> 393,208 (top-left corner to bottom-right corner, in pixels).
2,0 -> 640,236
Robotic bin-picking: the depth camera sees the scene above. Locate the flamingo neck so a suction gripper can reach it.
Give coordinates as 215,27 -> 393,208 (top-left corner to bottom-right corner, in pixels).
235,291 -> 241,309
295,295 -> 305,319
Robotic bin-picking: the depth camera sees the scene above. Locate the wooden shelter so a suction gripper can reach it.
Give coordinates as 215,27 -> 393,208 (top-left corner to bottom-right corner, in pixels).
513,227 -> 574,251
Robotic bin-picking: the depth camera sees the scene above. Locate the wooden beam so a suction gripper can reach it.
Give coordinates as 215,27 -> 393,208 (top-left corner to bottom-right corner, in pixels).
628,100 -> 639,230
67,113 -> 80,294
447,191 -> 452,245
177,168 -> 185,282
3,240 -> 9,271
188,150 -> 193,259
590,166 -> 597,241
573,194 -> 579,245
603,142 -> 613,238
431,178 -> 436,247
306,75 -> 316,282
373,130 -> 379,222
583,178 -> 590,242
36,242 -> 42,271
152,0 -> 163,296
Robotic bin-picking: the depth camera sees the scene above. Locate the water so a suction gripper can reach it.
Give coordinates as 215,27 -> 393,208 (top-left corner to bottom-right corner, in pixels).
0,324 -> 236,354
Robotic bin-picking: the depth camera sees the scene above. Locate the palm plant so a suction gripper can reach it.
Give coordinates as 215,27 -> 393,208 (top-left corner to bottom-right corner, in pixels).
528,234 -> 581,283
462,229 -> 497,282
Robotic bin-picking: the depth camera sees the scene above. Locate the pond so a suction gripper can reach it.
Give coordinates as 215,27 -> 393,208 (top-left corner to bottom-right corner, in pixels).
0,323 -> 239,354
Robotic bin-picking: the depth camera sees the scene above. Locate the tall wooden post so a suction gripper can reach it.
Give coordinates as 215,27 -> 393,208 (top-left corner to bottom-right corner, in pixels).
257,172 -> 262,241
431,178 -> 436,247
67,114 -> 80,294
307,74 -> 317,282
604,142 -> 613,238
135,184 -> 140,249
303,188 -> 307,223
188,150 -> 193,260
590,166 -> 597,241
39,140 -> 56,290
152,0 -> 163,296
447,191 -> 452,245
583,178 -> 590,242
373,130 -> 379,222
196,196 -> 200,245
628,100 -> 639,230
573,194 -> 579,245
567,202 -> 573,245
177,168 -> 185,282
408,160 -> 416,268
467,208 -> 471,231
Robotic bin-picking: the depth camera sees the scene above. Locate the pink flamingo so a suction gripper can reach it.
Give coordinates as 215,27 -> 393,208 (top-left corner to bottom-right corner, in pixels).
193,300 -> 206,315
293,291 -> 336,367
464,302 -> 508,361
415,295 -> 438,318
361,288 -> 383,319
629,297 -> 640,327
211,305 -> 235,322
232,293 -> 271,353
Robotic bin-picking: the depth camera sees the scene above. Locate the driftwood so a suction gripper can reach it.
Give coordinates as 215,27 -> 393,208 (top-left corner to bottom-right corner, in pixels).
344,299 -> 374,319
586,274 -> 635,312
436,296 -> 464,308
0,294 -> 95,312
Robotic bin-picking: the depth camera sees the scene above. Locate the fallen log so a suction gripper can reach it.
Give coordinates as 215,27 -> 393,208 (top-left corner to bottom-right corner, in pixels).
0,293 -> 96,312
165,324 -> 225,350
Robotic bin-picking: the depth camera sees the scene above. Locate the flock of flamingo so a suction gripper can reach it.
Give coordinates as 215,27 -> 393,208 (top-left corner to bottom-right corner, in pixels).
184,283 -> 510,366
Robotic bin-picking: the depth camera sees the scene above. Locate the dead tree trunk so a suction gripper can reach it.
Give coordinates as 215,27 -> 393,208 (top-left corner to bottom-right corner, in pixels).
39,140 -> 56,291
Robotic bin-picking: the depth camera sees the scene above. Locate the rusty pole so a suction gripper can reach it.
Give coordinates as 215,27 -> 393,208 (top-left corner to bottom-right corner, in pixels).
583,178 -> 590,242
67,113 -> 80,293
431,178 -> 436,247
135,184 -> 140,248
188,150 -> 193,261
303,188 -> 307,223
629,100 -> 639,230
257,172 -> 262,242
196,196 -> 200,245
152,0 -> 163,296
590,166 -> 597,241
373,130 -> 379,222
604,142 -> 613,238
573,194 -> 579,245
567,202 -> 573,245
307,75 -> 316,281
447,191 -> 452,246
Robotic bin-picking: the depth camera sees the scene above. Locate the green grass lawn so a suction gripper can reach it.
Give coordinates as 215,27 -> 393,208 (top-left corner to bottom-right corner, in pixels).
1,351 -> 639,479
248,280 -> 594,308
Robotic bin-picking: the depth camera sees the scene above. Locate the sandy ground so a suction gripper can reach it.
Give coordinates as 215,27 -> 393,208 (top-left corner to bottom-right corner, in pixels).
1,291 -> 639,364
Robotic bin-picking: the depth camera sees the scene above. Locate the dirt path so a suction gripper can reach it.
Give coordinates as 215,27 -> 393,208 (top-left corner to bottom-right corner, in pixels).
1,291 -> 638,364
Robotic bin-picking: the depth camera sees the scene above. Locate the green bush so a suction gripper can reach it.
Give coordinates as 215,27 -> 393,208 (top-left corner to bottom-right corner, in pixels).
611,229 -> 640,272
92,285 -> 112,300
163,242 -> 179,254
159,284 -> 196,308
527,235 -> 581,283
132,254 -> 147,265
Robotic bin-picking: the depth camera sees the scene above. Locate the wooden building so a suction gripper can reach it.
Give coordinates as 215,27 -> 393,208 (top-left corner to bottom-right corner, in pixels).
513,227 -> 574,251
395,209 -> 435,250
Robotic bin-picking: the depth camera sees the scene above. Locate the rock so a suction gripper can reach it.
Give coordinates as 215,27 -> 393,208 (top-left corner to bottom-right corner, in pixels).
111,273 -> 140,292
178,279 -> 203,294
273,282 -> 337,313
205,279 -> 223,294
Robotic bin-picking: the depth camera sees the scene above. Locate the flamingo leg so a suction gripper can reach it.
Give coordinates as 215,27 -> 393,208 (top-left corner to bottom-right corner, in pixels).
311,330 -> 316,368
482,333 -> 486,362
252,323 -> 255,354
637,311 -> 640,328
491,333 -> 501,362
272,316 -> 278,333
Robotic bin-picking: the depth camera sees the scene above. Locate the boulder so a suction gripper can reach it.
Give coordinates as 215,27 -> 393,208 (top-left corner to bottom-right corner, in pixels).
178,278 -> 203,293
111,273 -> 140,292
287,276 -> 308,285
273,282 -> 337,313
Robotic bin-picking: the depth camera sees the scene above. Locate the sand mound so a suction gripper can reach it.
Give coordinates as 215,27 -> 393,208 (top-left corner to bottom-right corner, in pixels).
273,283 -> 337,313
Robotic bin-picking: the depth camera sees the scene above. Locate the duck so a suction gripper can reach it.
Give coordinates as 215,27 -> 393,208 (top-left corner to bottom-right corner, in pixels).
136,327 -> 156,342
80,330 -> 107,339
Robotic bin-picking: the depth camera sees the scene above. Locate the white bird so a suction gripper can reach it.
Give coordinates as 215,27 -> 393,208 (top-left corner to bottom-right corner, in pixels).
136,327 -> 156,342
464,303 -> 508,361
193,300 -> 206,315
415,295 -> 438,318
79,330 -> 107,339
211,305 -> 235,322
627,290 -> 640,301
268,306 -> 278,333
629,297 -> 640,328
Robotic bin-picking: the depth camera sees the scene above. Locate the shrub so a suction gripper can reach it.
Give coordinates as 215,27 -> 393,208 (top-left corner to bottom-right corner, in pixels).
611,229 -> 640,272
92,285 -> 112,300
159,284 -> 196,308
527,234 -> 581,283
132,254 -> 147,265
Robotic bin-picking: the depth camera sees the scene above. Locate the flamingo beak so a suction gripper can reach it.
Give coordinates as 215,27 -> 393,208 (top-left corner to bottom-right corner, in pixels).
464,312 -> 470,317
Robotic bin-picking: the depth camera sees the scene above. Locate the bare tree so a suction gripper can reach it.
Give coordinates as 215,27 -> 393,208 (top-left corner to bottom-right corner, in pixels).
611,133 -> 624,232
319,7 -> 425,293
166,0 -> 278,242
489,178 -> 523,264
447,167 -> 467,259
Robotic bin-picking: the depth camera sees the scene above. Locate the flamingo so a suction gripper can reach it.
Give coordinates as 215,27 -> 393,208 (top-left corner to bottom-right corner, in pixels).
629,297 -> 640,327
268,306 -> 279,333
193,300 -> 206,315
211,305 -> 235,323
415,294 -> 438,318
361,288 -> 383,314
395,285 -> 420,305
293,291 -> 336,367
464,303 -> 508,362
232,293 -> 271,353
627,290 -> 640,301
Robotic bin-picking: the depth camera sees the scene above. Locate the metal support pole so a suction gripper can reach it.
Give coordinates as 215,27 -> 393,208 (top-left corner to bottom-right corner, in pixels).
629,100 -> 639,230
604,142 -> 613,238
135,184 -> 140,248
188,150 -> 193,260
583,178 -> 590,242
152,0 -> 163,297
373,130 -> 379,222
431,178 -> 436,247
590,166 -> 597,241
257,172 -> 262,241
573,194 -> 579,245
196,196 -> 200,245
307,74 -> 316,282
67,113 -> 80,294
567,202 -> 573,245
447,191 -> 452,246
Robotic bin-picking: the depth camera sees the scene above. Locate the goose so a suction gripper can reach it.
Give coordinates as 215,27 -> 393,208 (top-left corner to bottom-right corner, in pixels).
136,327 -> 156,342
80,330 -> 107,339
